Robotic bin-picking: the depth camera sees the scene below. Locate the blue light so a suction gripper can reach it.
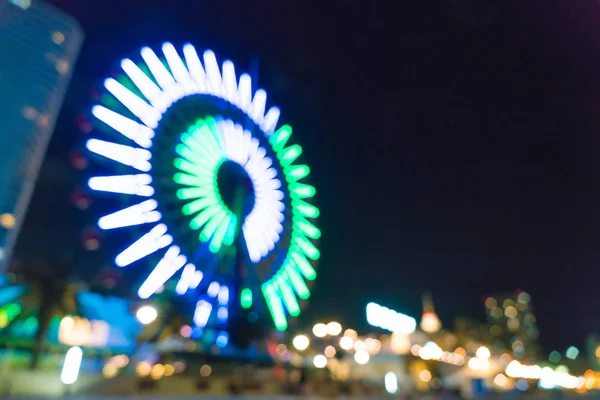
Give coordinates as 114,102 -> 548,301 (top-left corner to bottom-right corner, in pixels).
217,307 -> 228,322
216,331 -> 229,348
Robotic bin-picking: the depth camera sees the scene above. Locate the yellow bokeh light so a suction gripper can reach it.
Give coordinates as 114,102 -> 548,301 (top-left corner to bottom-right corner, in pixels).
0,214 -> 15,229
200,364 -> 212,377
419,370 -> 432,382
151,364 -> 165,380
103,363 -> 118,378
164,364 -> 175,377
136,361 -> 151,377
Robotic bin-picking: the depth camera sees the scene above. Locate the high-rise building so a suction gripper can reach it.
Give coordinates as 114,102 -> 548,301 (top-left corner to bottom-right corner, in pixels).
0,0 -> 83,267
484,291 -> 540,361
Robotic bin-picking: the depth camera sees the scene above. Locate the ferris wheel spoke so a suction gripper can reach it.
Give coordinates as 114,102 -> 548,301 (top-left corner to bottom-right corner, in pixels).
292,199 -> 319,219
290,251 -> 317,281
242,226 -> 262,263
282,267 -> 310,300
293,216 -> 321,240
141,47 -> 177,94
104,78 -> 161,128
86,139 -> 151,172
98,200 -> 161,230
174,172 -> 215,188
92,105 -> 154,149
194,299 -> 212,328
189,204 -> 222,230
88,174 -> 154,196
222,214 -> 238,247
278,144 -> 302,167
289,183 -> 316,200
285,164 -> 310,182
175,263 -> 196,295
293,235 -> 320,261
275,277 -> 300,317
270,125 -> 292,153
182,196 -> 219,216
138,246 -> 187,299
261,106 -> 281,135
239,130 -> 252,165
162,42 -> 192,87
236,73 -> 252,112
199,209 -> 227,243
222,60 -> 237,103
249,89 -> 267,124
208,214 -> 232,253
176,186 -> 215,201
173,158 -> 214,178
120,59 -> 167,112
203,50 -> 223,97
262,283 -> 287,331
115,223 -> 173,267
183,44 -> 208,88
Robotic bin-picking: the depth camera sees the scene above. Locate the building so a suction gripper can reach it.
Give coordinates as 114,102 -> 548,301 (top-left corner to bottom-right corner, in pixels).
484,291 -> 540,361
0,0 -> 83,267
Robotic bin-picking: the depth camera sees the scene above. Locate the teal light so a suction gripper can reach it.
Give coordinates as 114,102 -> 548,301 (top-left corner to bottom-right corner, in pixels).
240,288 -> 253,309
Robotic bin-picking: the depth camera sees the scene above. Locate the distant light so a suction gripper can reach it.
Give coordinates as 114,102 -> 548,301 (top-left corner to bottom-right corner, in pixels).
151,363 -> 165,380
549,350 -> 561,363
9,0 -> 31,9
240,288 -> 253,309
292,334 -> 310,351
312,323 -> 327,338
136,361 -> 152,377
494,373 -> 508,388
61,347 -> 83,384
326,321 -> 342,336
566,346 -> 579,360
419,369 -> 432,382
420,311 -> 441,334
180,325 -> 192,338
313,354 -> 327,368
366,302 -> 416,334
339,336 -> 353,351
207,281 -> 220,297
476,346 -> 491,360
0,214 -> 15,229
517,292 -> 531,304
504,306 -> 518,318
516,378 -> 529,391
384,372 -> 398,394
344,329 -> 358,339
485,297 -> 497,309
390,332 -> 411,355
324,345 -> 336,358
136,305 -> 158,325
216,331 -> 229,348
200,364 -> 212,377
354,349 -> 370,365
52,31 -> 65,45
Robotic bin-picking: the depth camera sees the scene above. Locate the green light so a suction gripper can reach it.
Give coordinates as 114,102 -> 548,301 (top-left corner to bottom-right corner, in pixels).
209,214 -> 232,253
199,209 -> 227,242
293,199 -> 320,218
263,284 -> 288,331
285,165 -> 310,182
0,302 -> 21,329
283,267 -> 310,300
278,144 -> 302,167
294,236 -> 320,260
270,125 -> 292,152
182,196 -> 218,215
174,173 -> 202,186
291,252 -> 317,280
222,214 -> 237,246
176,187 -> 215,200
189,204 -> 221,230
293,217 -> 321,239
290,183 -> 316,199
276,277 -> 300,317
240,288 -> 253,309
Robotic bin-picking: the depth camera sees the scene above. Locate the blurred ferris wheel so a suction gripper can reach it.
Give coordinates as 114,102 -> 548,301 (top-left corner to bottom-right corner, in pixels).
84,42 -> 321,337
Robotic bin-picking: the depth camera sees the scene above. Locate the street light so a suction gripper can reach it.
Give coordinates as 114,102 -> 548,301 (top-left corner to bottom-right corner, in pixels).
312,323 -> 327,338
293,334 -> 310,351
136,305 -> 158,325
326,321 -> 342,336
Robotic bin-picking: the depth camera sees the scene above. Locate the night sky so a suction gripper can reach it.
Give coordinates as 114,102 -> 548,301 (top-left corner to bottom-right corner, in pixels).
17,0 -> 600,352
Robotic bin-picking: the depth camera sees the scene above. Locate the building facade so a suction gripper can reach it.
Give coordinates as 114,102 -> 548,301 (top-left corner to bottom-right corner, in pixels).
0,0 -> 83,266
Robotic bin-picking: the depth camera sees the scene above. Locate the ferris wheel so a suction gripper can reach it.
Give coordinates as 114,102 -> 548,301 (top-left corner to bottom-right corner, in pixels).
85,42 -> 320,334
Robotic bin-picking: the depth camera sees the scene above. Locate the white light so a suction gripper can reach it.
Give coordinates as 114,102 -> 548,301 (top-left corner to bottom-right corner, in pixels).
313,323 -> 327,338
292,334 -> 310,351
203,50 -> 222,96
190,270 -> 203,289
222,60 -> 237,103
384,372 -> 398,394
339,336 -> 354,350
326,321 -> 342,336
476,346 -> 491,360
175,264 -> 196,295
86,139 -> 152,172
136,305 -> 158,325
366,302 -> 416,334
207,281 -> 220,297
88,174 -> 154,197
250,89 -> 267,123
354,350 -> 370,365
98,200 -> 161,230
183,44 -> 207,87
194,300 -> 212,327
313,354 -> 327,369
121,59 -> 166,111
237,73 -> 252,112
217,307 -> 228,322
217,286 -> 229,305
261,106 -> 280,134
419,341 -> 443,360
138,246 -> 187,299
92,105 -> 154,148
61,346 -> 83,385
104,78 -> 160,128
162,42 -> 192,86
115,224 -> 172,267
141,47 -> 176,94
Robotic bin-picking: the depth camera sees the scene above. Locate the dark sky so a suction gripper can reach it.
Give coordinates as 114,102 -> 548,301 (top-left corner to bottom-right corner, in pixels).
18,0 -> 600,352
